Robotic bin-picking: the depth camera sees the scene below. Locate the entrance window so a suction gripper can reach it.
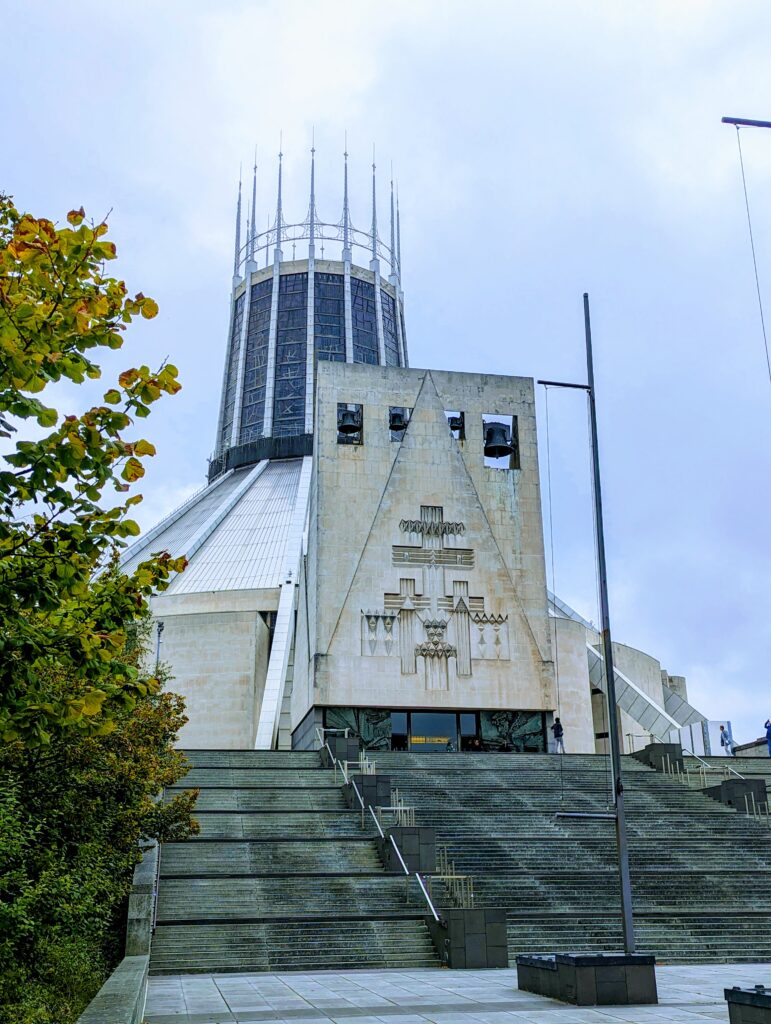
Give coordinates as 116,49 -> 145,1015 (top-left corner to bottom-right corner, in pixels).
391,711 -> 408,751
459,712 -> 480,751
409,711 -> 457,752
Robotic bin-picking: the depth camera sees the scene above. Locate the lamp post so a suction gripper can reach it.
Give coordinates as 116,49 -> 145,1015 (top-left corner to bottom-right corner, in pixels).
538,292 -> 635,954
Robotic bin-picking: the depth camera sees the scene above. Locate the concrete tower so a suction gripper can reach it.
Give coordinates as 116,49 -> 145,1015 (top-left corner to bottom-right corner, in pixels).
122,145 -> 710,755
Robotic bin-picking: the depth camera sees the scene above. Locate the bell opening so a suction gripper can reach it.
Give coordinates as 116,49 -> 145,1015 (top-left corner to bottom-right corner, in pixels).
389,406 -> 410,439
337,403 -> 363,445
446,410 -> 465,440
482,414 -> 519,469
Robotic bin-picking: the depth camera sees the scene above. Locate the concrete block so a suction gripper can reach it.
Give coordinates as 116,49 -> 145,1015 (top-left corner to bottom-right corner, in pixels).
632,742 -> 683,773
703,778 -> 768,811
427,909 -> 509,969
518,953 -> 657,1006
725,986 -> 771,1023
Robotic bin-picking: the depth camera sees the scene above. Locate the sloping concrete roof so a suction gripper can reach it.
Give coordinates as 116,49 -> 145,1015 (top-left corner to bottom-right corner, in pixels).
119,458 -> 304,594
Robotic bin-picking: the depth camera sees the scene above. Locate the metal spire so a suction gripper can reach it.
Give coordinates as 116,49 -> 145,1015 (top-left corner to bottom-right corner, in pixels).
233,172 -> 242,276
342,141 -> 351,259
274,142 -> 283,260
370,146 -> 378,260
308,135 -> 317,254
396,184 -> 402,280
389,171 -> 396,280
248,149 -> 257,261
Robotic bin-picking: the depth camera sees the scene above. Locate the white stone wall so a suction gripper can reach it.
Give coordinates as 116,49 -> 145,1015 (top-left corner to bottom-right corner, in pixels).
154,609 -> 271,748
292,363 -> 557,726
550,617 -> 595,753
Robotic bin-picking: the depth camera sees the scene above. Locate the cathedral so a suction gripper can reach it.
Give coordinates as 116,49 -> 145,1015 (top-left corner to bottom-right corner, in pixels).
120,148 -> 710,756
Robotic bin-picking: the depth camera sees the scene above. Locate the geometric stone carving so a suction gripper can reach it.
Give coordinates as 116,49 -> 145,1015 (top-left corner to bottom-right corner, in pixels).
361,505 -> 510,690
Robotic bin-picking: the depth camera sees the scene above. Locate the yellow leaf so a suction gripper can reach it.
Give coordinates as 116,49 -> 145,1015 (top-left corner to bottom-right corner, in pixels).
141,297 -> 159,319
67,207 -> 85,226
121,456 -> 145,482
81,689 -> 107,716
134,439 -> 156,456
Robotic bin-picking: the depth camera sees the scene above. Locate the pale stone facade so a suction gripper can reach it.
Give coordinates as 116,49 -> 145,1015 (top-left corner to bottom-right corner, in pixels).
291,363 -> 557,735
154,604 -> 271,748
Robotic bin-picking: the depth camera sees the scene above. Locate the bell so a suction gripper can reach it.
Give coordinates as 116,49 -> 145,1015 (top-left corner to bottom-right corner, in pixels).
337,408 -> 361,434
484,422 -> 515,458
389,409 -> 408,433
447,414 -> 464,435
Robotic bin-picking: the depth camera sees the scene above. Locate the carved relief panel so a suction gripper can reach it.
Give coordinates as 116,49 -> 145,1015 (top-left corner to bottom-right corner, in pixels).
360,505 -> 511,690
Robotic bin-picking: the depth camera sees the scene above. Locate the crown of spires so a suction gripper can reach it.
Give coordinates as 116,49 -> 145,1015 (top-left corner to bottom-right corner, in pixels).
230,138 -> 401,278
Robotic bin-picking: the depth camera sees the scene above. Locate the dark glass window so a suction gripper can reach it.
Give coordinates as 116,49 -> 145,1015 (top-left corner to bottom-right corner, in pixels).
324,707 -> 392,751
391,711 -> 408,734
410,712 -> 457,752
459,713 -> 478,735
219,292 -> 245,450
314,272 -> 345,363
381,289 -> 400,366
480,711 -> 546,753
239,280 -> 272,444
351,277 -> 379,365
273,273 -> 308,437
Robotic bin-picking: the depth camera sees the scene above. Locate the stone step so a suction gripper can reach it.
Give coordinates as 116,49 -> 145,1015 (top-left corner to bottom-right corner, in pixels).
172,788 -> 346,811
150,918 -> 439,974
160,839 -> 382,875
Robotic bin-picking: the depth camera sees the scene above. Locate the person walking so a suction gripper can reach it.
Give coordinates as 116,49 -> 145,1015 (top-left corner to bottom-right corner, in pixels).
551,717 -> 565,754
765,719 -> 771,757
719,724 -> 734,757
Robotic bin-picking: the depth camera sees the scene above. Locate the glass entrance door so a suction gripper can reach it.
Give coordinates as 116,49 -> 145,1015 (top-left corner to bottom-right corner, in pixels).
409,711 -> 457,752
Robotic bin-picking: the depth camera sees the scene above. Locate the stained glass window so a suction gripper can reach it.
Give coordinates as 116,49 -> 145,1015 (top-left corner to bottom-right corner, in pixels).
381,288 -> 400,366
351,277 -> 379,364
314,272 -> 345,362
272,273 -> 308,437
239,280 -> 272,444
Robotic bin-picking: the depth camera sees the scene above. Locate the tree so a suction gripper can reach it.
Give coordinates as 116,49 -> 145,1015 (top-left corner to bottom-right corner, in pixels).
0,198 -> 198,1022
0,196 -> 186,746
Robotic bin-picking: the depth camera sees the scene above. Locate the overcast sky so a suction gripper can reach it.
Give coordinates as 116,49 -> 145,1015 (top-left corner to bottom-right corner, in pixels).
4,0 -> 770,743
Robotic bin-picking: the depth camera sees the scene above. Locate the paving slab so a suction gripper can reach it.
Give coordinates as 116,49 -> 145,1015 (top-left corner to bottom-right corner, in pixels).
145,965 -> 771,1024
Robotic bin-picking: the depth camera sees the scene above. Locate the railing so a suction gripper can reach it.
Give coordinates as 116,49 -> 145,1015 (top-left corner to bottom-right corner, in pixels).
669,748 -> 746,787
744,793 -> 771,827
317,731 -> 439,922
428,844 -> 475,909
382,788 -> 416,827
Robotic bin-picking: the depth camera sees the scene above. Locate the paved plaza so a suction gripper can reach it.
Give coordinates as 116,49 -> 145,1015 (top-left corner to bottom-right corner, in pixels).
145,964 -> 770,1024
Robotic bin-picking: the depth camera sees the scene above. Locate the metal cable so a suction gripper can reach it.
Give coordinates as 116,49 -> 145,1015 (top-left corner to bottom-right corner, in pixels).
544,387 -> 565,802
735,125 -> 771,386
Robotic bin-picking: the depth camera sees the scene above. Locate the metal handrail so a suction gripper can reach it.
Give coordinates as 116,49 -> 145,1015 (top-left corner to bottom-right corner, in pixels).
415,872 -> 440,921
683,747 -> 745,781
317,730 -> 441,923
389,834 -> 409,875
368,804 -> 385,839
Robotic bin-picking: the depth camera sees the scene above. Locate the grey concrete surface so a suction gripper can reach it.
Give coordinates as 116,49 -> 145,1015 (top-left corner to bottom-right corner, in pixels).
145,963 -> 770,1024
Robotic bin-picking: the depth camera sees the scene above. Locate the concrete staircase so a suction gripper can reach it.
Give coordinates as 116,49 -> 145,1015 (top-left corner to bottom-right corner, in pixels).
374,751 -> 771,964
151,750 -> 439,974
693,755 -> 771,795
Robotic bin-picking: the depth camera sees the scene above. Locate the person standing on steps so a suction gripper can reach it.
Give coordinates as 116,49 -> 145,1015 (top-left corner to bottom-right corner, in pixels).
765,719 -> 771,757
719,724 -> 734,757
551,716 -> 565,754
